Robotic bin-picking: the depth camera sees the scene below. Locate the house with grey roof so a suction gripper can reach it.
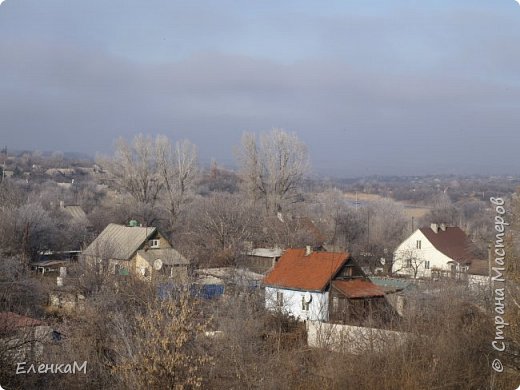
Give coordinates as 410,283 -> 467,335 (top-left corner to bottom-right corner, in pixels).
240,247 -> 283,274
60,203 -> 89,225
82,223 -> 189,283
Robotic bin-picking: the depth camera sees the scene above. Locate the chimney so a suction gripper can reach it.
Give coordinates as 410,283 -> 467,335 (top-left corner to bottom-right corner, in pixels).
440,223 -> 446,231
431,223 -> 438,234
305,246 -> 312,256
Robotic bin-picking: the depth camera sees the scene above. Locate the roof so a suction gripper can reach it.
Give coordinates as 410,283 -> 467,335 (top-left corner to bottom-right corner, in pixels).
246,248 -> 283,258
198,267 -> 264,281
369,277 -> 413,293
263,249 -> 349,292
82,223 -> 157,260
0,312 -> 43,331
196,267 -> 264,286
63,205 -> 88,223
332,279 -> 385,298
262,215 -> 325,247
419,226 -> 479,264
137,248 -> 189,266
31,260 -> 68,267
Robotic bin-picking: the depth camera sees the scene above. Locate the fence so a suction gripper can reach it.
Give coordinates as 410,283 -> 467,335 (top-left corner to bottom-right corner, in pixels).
307,321 -> 410,354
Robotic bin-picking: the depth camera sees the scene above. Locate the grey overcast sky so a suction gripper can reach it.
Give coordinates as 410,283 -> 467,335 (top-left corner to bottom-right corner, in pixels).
0,0 -> 519,176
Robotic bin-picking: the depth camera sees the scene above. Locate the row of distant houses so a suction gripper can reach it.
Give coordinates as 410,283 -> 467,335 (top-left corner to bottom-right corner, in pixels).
71,220 -> 487,322
4,219 -> 492,363
43,220 -> 489,309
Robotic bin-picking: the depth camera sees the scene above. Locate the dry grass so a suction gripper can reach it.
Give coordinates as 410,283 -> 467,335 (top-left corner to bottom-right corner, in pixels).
343,192 -> 431,219
402,206 -> 430,219
344,192 -> 386,202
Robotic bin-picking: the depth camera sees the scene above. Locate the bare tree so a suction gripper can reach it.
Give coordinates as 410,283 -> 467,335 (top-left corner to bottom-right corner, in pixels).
392,247 -> 424,278
0,180 -> 26,209
308,189 -> 349,247
156,136 -> 198,230
185,193 -> 259,266
236,129 -> 309,213
421,192 -> 461,226
0,203 -> 58,264
98,134 -> 162,208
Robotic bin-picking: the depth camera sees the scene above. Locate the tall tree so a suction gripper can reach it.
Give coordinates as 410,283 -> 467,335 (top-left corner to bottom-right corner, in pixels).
237,129 -> 309,213
99,134 -> 198,228
98,134 -> 162,207
156,136 -> 198,229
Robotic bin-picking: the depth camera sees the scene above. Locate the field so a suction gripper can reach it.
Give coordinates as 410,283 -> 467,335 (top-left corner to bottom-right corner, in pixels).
343,192 -> 431,219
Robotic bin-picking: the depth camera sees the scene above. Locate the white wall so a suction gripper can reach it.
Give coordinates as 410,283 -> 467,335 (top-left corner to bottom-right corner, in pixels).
306,321 -> 409,354
468,274 -> 491,289
392,229 -> 460,278
265,286 -> 329,322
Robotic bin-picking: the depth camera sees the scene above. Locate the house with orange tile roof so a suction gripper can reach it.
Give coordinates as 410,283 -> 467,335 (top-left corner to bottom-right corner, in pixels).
392,223 -> 483,279
263,247 -> 389,323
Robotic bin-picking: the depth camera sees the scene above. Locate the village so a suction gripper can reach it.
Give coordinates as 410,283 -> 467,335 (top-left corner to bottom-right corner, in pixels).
1,137 -> 519,389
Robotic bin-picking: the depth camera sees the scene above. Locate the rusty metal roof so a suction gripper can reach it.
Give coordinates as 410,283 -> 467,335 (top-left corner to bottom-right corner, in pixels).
332,279 -> 385,299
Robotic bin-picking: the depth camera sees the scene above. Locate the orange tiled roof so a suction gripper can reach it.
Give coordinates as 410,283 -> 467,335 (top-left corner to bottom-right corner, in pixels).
332,279 -> 385,299
263,249 -> 349,291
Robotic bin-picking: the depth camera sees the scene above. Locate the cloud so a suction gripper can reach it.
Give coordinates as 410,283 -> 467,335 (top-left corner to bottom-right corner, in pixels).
0,1 -> 519,175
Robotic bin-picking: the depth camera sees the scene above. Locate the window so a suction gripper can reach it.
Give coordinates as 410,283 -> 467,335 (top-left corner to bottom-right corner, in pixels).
276,291 -> 284,307
162,264 -> 173,277
416,240 -> 422,249
301,296 -> 310,311
343,266 -> 353,277
424,260 -> 430,269
406,258 -> 412,268
117,266 -> 129,276
149,239 -> 160,248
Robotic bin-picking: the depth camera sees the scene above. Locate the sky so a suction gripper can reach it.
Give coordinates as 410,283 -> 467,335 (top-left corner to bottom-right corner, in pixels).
0,0 -> 519,176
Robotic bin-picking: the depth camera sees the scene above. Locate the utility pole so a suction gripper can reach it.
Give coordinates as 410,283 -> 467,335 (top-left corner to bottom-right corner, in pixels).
367,208 -> 370,250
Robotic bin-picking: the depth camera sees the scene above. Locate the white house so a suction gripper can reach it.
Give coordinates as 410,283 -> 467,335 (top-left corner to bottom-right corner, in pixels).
392,223 -> 480,279
263,248 -> 385,322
